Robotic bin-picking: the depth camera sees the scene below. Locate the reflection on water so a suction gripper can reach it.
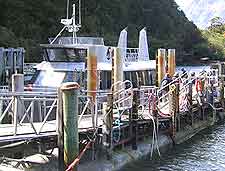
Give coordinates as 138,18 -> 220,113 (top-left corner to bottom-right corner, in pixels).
122,123 -> 225,171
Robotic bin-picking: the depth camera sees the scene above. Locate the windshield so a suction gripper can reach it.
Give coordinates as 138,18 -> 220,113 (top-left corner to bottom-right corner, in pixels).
45,48 -> 87,62
34,70 -> 66,87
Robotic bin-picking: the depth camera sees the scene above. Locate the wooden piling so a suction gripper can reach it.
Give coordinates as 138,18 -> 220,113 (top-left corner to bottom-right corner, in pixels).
61,82 -> 80,171
168,49 -> 176,77
102,93 -> 113,159
114,47 -> 123,90
131,90 -> 139,150
169,84 -> 176,138
57,88 -> 64,171
12,74 -> 24,135
157,49 -> 166,85
87,46 -> 97,103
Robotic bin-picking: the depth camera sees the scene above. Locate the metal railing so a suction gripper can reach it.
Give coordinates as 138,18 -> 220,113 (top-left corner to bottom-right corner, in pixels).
111,80 -> 133,113
0,91 -> 57,136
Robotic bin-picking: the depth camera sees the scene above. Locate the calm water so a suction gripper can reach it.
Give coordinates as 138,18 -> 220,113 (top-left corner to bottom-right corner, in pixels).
122,123 -> 225,171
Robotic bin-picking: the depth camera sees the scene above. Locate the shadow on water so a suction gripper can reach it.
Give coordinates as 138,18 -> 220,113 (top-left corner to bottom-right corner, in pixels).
122,123 -> 225,171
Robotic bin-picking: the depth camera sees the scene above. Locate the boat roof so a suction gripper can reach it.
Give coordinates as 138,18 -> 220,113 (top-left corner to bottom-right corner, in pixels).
35,60 -> 156,72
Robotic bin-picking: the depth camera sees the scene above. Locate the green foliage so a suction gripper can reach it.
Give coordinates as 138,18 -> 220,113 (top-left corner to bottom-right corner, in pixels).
199,17 -> 225,60
0,0 -> 216,64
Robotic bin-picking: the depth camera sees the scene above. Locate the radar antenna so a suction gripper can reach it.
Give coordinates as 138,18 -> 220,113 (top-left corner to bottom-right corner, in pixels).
50,0 -> 82,44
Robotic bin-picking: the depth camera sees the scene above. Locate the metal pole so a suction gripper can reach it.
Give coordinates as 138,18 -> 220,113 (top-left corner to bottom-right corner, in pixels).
72,4 -> 77,44
79,0 -> 81,26
61,82 -> 80,171
66,0 -> 70,19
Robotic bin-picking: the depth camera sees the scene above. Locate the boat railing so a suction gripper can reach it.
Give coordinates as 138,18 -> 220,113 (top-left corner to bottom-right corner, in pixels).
111,80 -> 133,113
139,86 -> 157,110
0,86 -> 8,93
125,48 -> 139,62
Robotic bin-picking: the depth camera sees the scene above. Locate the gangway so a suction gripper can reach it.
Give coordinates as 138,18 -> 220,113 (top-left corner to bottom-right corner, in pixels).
0,91 -> 105,144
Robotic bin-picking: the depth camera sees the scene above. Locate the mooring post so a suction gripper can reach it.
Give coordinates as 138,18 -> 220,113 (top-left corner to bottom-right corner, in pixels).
61,82 -> 80,171
12,74 -> 24,135
87,46 -> 98,129
157,49 -> 166,86
103,93 -> 113,159
57,88 -> 64,171
168,49 -> 176,77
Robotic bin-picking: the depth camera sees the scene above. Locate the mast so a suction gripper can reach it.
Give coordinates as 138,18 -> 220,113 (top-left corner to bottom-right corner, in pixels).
50,0 -> 82,44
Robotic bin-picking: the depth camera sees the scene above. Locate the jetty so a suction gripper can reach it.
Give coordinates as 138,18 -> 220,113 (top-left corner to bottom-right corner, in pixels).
0,44 -> 224,171
0,2 -> 225,171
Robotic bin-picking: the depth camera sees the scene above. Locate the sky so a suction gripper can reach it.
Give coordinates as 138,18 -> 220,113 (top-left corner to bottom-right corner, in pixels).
175,0 -> 225,29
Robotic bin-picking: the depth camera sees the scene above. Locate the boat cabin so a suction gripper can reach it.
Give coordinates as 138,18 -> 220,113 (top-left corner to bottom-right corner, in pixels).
28,29 -> 156,91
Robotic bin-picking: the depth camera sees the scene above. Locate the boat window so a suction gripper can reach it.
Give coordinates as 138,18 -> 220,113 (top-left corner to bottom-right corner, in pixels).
151,70 -> 156,85
147,70 -> 155,85
131,71 -> 138,88
100,71 -> 111,90
63,71 -> 85,86
34,70 -> 66,87
138,71 -> 145,86
144,70 -> 149,86
124,71 -> 131,81
45,48 -> 87,62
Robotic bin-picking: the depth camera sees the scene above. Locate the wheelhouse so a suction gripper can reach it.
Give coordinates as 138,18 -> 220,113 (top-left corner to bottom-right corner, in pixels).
28,28 -> 156,91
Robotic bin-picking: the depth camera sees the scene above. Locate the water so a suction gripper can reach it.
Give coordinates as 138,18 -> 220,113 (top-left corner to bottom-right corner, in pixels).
122,123 -> 225,171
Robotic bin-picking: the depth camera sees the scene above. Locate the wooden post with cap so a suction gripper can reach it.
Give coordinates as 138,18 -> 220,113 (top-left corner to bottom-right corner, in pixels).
61,82 -> 80,171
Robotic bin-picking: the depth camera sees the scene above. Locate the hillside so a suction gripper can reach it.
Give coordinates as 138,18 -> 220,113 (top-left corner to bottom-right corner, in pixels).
0,0 -> 216,63
200,17 -> 225,60
175,0 -> 225,29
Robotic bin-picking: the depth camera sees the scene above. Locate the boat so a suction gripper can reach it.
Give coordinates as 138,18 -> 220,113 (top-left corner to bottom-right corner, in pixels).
0,1 -> 225,171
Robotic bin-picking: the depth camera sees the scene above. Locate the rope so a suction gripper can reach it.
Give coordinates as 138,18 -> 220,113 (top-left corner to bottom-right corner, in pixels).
65,141 -> 92,171
65,123 -> 101,171
138,104 -> 161,158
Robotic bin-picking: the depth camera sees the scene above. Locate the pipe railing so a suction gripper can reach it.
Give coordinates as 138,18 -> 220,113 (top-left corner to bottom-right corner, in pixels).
0,92 -> 57,136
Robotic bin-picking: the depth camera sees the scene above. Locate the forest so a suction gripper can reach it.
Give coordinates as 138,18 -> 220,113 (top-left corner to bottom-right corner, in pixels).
0,0 -> 224,63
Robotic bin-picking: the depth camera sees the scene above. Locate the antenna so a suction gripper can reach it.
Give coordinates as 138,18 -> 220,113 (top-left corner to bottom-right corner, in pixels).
66,0 -> 69,19
79,0 -> 81,26
50,0 -> 82,44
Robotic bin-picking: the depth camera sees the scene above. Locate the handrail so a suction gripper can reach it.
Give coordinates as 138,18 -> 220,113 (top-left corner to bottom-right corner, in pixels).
78,98 -> 91,125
